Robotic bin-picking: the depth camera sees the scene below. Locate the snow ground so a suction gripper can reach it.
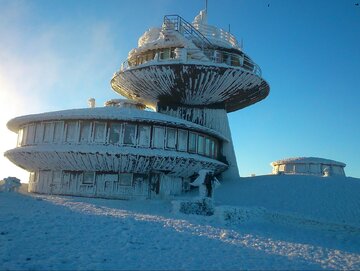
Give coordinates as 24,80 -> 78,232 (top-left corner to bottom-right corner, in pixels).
1,179 -> 360,270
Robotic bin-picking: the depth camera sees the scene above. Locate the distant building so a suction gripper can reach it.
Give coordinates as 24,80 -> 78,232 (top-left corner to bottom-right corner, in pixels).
271,157 -> 346,177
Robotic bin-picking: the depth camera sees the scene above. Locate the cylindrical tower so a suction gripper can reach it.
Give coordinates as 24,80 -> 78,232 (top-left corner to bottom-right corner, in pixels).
111,11 -> 270,180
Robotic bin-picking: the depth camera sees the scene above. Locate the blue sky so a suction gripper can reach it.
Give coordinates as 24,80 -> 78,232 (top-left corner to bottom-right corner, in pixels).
1,0 -> 359,181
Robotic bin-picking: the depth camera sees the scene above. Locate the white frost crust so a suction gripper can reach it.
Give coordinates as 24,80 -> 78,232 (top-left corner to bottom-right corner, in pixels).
131,29 -> 209,61
271,157 -> 346,167
7,107 -> 228,141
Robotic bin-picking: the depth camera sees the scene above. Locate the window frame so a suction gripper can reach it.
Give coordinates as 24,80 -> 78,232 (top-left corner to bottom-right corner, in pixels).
165,127 -> 177,149
123,123 -> 137,146
152,126 -> 165,149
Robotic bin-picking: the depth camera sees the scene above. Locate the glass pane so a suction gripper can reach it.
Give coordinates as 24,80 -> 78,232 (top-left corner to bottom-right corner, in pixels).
210,140 -> 215,158
123,124 -> 136,145
34,123 -> 44,143
205,137 -> 211,157
166,128 -> 176,149
177,129 -> 188,151
17,128 -> 24,147
26,124 -> 36,145
65,121 -> 78,142
83,172 -> 95,184
109,123 -> 122,144
119,173 -> 132,186
198,135 -> 205,155
152,126 -> 165,149
43,122 -> 54,143
188,132 -> 197,153
94,122 -> 106,143
138,125 -> 151,147
53,122 -> 64,143
79,121 -> 91,142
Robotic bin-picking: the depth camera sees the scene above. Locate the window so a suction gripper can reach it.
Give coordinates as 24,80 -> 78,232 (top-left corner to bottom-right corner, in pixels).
210,140 -> 217,158
65,121 -> 78,143
123,123 -> 137,145
17,128 -> 24,147
53,122 -> 64,143
138,125 -> 151,147
93,122 -> 106,143
119,173 -> 132,186
152,126 -> 165,149
166,127 -> 176,149
231,55 -> 240,66
34,123 -> 44,143
26,124 -> 36,145
198,135 -> 205,155
79,121 -> 91,143
43,122 -> 54,143
109,123 -> 122,144
188,132 -> 197,153
177,129 -> 188,151
160,48 -> 170,59
83,172 -> 95,185
205,137 -> 211,157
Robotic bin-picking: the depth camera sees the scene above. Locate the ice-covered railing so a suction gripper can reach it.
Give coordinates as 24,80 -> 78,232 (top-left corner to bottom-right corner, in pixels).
163,15 -> 214,51
119,49 -> 261,76
192,23 -> 240,50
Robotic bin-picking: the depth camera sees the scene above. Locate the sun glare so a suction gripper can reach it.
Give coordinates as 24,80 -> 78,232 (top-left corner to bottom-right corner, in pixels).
0,77 -> 30,183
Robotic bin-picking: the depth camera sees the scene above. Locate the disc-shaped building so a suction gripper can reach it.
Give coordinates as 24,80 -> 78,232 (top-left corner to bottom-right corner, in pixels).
5,10 -> 269,199
271,157 -> 346,177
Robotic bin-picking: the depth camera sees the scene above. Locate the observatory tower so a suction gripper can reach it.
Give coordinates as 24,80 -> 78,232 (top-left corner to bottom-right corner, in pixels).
5,10 -> 269,199
111,10 -> 270,180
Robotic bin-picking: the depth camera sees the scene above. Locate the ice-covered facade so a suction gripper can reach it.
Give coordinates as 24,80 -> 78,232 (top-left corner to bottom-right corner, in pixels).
5,10 -> 269,199
271,157 -> 346,177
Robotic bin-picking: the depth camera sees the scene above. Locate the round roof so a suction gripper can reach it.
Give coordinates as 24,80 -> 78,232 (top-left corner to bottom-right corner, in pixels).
271,157 -> 346,167
7,107 -> 228,141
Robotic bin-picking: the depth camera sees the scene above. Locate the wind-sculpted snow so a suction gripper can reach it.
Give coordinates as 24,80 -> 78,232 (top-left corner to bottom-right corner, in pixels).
1,191 -> 360,270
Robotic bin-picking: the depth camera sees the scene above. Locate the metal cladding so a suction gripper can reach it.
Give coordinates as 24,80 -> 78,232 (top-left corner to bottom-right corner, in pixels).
111,64 -> 269,113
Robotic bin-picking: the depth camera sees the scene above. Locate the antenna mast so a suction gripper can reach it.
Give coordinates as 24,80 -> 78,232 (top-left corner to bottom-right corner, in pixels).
205,0 -> 208,15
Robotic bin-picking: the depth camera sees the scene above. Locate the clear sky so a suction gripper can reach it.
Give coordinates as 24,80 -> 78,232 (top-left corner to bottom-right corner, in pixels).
1,0 -> 359,181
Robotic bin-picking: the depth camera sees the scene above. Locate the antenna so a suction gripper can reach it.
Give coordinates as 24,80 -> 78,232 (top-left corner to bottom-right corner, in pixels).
205,0 -> 208,14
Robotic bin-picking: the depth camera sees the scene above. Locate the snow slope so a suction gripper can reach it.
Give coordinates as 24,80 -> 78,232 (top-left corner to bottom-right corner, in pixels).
1,178 -> 360,270
216,175 -> 360,227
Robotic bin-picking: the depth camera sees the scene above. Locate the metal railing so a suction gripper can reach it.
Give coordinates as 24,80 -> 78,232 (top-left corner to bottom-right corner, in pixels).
163,15 -> 214,51
119,48 -> 261,77
192,23 -> 240,49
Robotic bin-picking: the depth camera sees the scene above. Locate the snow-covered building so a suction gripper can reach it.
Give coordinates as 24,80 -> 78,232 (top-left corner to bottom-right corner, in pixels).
5,10 -> 269,199
271,157 -> 346,177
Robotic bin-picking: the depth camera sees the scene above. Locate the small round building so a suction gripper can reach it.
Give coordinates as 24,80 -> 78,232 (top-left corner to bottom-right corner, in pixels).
5,101 -> 228,199
271,157 -> 346,177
